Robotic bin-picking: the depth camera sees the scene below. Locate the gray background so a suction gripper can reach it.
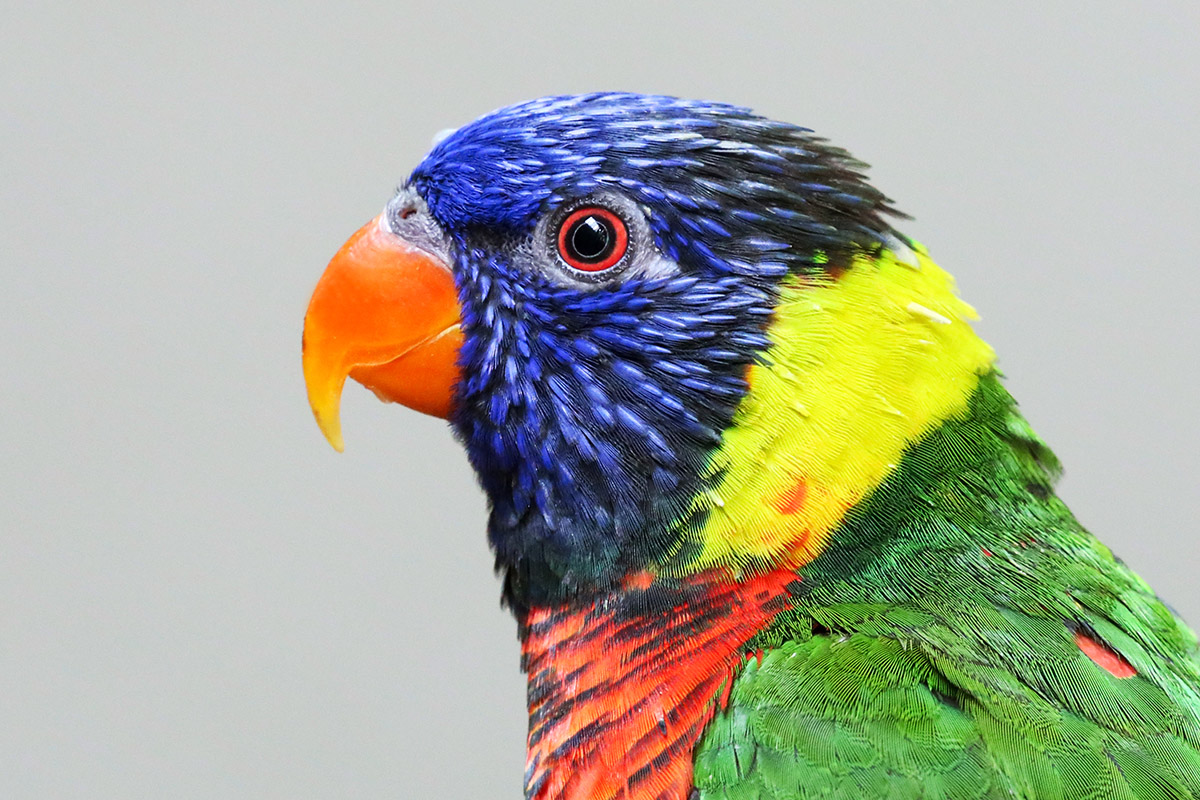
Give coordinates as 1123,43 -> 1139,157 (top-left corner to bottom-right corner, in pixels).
3,2 -> 1198,798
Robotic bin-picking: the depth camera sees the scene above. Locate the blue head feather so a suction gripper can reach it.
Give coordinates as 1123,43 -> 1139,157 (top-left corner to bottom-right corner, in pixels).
403,93 -> 900,606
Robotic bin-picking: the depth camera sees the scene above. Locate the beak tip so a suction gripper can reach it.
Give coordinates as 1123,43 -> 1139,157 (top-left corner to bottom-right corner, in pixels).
304,369 -> 348,453
323,427 -> 346,453
312,406 -> 346,453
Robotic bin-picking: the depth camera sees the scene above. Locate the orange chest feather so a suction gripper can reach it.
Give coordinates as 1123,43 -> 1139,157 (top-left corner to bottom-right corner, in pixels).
520,569 -> 796,800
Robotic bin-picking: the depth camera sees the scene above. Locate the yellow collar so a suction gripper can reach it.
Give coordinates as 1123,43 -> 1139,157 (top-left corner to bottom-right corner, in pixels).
667,242 -> 996,575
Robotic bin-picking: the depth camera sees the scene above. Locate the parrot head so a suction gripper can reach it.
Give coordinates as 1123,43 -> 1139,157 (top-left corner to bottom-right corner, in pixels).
302,93 -> 984,606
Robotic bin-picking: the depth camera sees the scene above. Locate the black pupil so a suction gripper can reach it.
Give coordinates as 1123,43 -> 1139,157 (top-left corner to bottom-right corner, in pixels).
568,215 -> 613,263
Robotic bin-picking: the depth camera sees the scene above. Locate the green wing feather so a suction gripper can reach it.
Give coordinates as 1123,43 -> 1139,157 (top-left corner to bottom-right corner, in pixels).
694,373 -> 1200,799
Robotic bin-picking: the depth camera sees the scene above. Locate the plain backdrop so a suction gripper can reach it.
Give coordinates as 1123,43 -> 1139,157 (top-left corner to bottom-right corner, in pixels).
3,3 -> 1198,798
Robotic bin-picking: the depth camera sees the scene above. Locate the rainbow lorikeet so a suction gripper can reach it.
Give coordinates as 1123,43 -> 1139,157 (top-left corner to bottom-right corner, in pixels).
301,94 -> 1200,799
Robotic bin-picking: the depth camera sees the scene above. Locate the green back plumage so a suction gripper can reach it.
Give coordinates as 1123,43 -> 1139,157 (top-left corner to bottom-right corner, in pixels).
694,373 -> 1200,798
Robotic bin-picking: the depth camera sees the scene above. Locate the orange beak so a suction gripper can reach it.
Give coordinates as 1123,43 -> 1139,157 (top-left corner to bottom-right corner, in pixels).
302,214 -> 463,451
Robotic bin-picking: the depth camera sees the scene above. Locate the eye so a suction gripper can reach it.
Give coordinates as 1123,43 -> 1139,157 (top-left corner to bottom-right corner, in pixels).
556,207 -> 629,272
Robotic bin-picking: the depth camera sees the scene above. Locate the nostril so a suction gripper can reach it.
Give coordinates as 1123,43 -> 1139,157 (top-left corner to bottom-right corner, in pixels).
399,205 -> 417,220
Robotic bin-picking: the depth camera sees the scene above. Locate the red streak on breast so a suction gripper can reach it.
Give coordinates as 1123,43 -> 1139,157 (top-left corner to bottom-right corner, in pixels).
1074,630 -> 1137,679
520,568 -> 795,800
773,480 -> 809,515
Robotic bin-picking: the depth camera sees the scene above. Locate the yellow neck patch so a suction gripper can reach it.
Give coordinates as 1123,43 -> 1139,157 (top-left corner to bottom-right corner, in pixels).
667,243 -> 996,576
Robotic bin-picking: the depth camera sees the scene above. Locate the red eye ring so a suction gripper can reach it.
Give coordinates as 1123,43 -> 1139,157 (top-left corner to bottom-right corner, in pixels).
556,206 -> 629,272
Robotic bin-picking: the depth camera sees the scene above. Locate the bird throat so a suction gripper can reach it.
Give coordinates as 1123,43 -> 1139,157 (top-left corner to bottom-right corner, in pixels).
519,566 -> 796,800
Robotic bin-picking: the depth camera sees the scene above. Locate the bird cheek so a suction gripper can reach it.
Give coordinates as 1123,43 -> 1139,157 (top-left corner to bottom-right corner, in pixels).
302,214 -> 463,451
